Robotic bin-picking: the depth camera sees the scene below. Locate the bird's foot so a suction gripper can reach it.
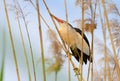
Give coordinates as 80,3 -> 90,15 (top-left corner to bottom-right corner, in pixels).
73,68 -> 80,75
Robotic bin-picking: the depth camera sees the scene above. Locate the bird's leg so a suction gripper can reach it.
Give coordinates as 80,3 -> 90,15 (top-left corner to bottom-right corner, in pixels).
64,49 -> 72,57
73,67 -> 81,75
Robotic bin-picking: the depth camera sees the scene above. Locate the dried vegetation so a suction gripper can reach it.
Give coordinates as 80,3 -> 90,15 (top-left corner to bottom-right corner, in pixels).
1,0 -> 120,81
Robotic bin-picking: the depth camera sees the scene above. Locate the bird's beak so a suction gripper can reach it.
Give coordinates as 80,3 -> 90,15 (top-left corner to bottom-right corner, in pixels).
51,14 -> 64,24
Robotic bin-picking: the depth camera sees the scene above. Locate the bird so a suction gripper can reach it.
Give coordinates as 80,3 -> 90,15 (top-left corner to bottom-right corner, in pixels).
51,14 -> 92,64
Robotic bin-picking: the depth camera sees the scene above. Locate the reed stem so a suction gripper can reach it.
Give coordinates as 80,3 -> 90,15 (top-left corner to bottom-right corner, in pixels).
98,1 -> 106,81
36,0 -> 46,81
13,1 -> 32,81
80,0 -> 84,80
16,3 -> 37,81
64,0 -> 71,81
102,0 -> 120,80
4,0 -> 20,81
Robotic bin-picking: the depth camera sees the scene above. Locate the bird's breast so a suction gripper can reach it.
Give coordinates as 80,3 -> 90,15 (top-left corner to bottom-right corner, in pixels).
59,26 -> 77,48
59,26 -> 90,55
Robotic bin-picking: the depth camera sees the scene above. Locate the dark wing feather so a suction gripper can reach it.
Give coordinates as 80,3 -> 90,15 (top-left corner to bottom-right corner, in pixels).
70,47 -> 91,64
68,23 -> 92,64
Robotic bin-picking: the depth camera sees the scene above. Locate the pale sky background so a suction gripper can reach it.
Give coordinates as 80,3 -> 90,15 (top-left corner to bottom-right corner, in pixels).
0,0 -> 120,81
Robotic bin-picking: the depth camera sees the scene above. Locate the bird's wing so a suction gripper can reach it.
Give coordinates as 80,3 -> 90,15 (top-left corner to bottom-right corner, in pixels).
73,28 -> 90,47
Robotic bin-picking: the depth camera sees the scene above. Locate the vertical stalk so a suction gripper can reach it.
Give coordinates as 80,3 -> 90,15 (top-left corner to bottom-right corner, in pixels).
80,0 -> 84,80
100,4 -> 111,81
98,1 -> 112,80
64,0 -> 71,81
87,61 -> 91,81
89,0 -> 97,80
36,0 -> 46,81
16,3 -> 37,81
23,14 -> 36,81
107,52 -> 111,81
102,0 -> 120,81
91,29 -> 94,81
3,0 -> 20,81
13,1 -> 32,81
98,1 -> 106,81
24,13 -> 37,81
87,0 -> 93,80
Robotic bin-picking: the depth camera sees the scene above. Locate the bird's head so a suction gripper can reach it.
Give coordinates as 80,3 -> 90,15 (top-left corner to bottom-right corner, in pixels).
51,14 -> 68,28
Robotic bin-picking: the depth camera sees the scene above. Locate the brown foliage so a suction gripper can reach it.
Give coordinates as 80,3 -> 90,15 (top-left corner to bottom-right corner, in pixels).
47,30 -> 64,73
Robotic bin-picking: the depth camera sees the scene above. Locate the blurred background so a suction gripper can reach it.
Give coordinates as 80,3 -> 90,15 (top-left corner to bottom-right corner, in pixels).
0,0 -> 120,81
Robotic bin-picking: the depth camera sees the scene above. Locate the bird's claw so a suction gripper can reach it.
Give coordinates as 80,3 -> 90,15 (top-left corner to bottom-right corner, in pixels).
73,68 -> 80,75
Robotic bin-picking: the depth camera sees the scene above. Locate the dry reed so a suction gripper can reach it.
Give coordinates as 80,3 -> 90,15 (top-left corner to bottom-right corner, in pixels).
3,0 -> 20,81
64,0 -> 71,81
102,0 -> 120,81
2,0 -> 120,81
79,0 -> 84,81
13,1 -> 32,81
98,1 -> 107,81
36,0 -> 46,81
15,2 -> 37,81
